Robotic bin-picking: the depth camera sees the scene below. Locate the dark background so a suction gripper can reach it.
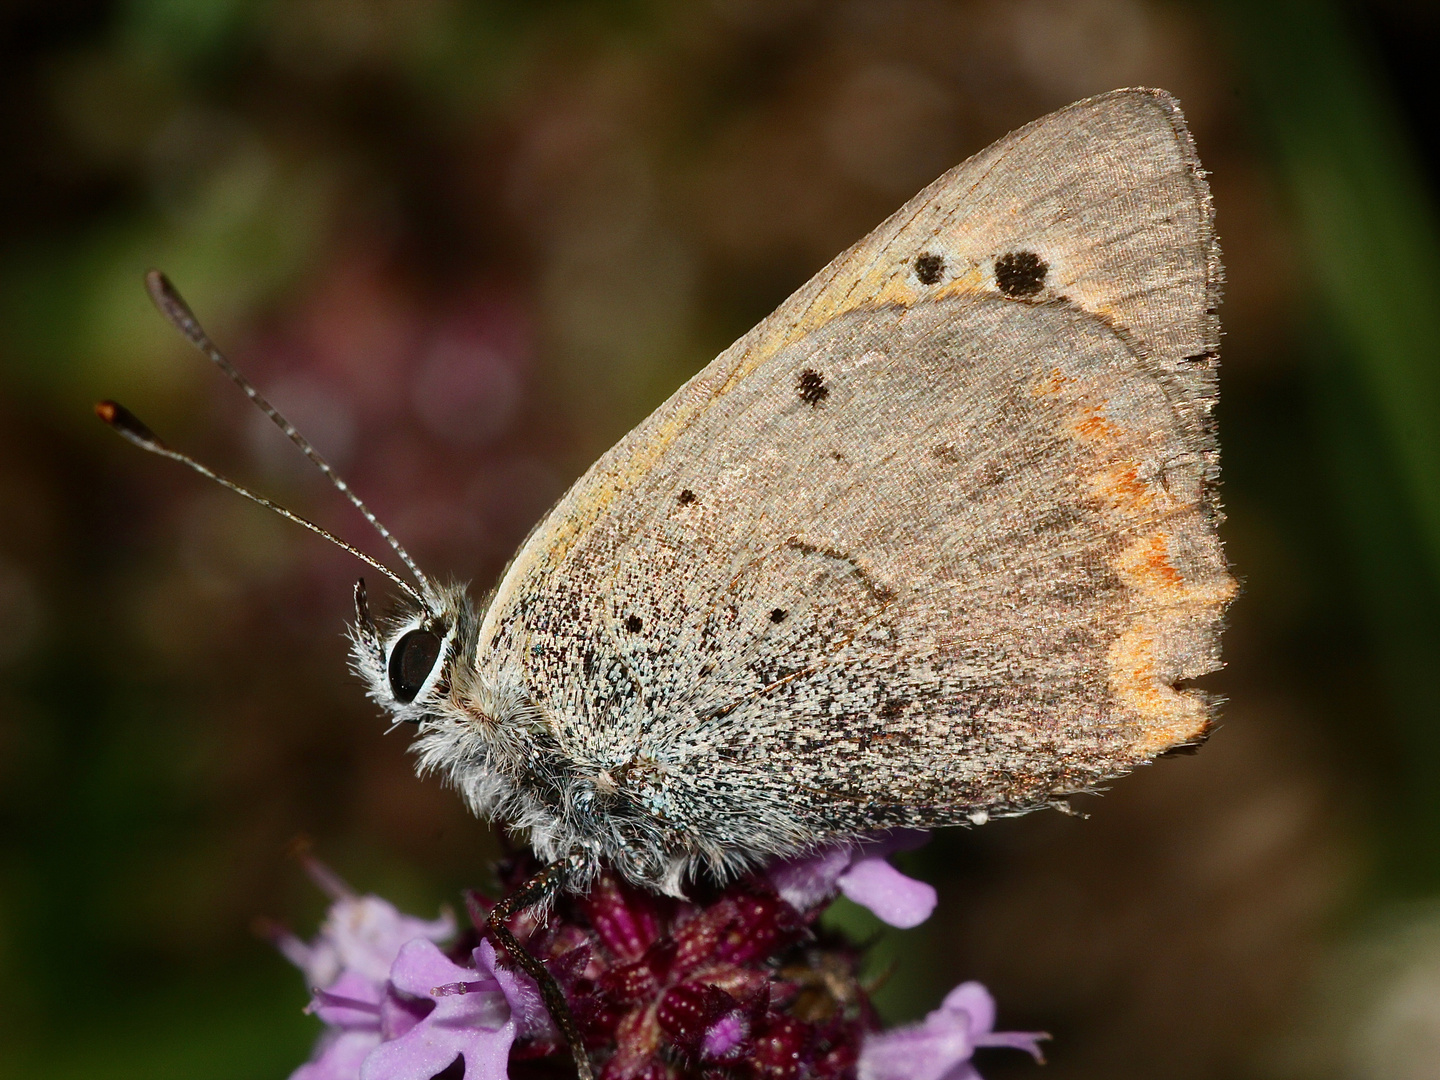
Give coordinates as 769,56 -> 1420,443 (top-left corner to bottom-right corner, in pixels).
3,1 -> 1440,1077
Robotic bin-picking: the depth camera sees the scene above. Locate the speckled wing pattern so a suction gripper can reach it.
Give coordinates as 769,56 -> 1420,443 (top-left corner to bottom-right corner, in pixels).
474,89 -> 1234,866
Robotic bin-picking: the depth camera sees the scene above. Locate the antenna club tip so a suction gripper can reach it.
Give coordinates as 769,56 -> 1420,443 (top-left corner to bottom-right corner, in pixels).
144,268 -> 169,303
144,269 -> 196,324
95,399 -> 163,449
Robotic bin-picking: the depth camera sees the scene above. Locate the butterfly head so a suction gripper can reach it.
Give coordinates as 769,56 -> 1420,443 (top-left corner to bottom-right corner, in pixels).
350,578 -> 478,727
348,575 -> 604,883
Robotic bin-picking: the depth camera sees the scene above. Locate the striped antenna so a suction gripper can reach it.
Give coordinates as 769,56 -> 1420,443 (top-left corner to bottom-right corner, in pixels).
140,270 -> 436,604
96,400 -> 425,609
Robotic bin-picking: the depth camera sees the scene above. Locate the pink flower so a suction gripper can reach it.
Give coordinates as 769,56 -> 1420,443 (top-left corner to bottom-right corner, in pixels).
272,859 -> 455,989
768,830 -> 939,929
358,938 -> 543,1080
275,850 -> 1044,1080
291,1029 -> 380,1080
266,862 -> 456,1080
858,981 -> 1047,1080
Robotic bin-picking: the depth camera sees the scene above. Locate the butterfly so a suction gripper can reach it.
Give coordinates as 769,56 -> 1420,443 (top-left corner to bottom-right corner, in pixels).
101,88 -> 1234,1077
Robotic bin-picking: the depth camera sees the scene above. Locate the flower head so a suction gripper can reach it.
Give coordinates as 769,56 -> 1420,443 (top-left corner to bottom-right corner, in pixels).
483,852 -> 873,1080
276,848 -> 1044,1080
266,861 -> 459,1080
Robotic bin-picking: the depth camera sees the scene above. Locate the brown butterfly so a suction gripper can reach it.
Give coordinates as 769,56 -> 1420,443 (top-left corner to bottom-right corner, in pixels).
102,89 -> 1234,1078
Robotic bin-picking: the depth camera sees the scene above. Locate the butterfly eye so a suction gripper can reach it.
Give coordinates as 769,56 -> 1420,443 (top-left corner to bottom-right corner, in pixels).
388,628 -> 443,704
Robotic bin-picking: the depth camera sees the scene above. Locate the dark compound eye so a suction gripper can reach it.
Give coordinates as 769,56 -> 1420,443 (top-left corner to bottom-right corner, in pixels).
388,628 -> 443,704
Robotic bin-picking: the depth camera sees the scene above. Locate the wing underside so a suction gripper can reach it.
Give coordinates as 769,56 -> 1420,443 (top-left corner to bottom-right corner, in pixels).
470,89 -> 1233,864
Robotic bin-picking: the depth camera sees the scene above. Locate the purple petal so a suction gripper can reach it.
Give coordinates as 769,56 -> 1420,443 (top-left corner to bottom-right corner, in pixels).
857,1020 -> 976,1080
768,845 -> 855,914
837,857 -> 937,929
290,1028 -> 381,1080
323,896 -> 456,986
769,831 -> 935,925
473,939 -> 555,1041
359,939 -> 515,1080
935,981 -> 994,1034
273,928 -> 318,973
701,1010 -> 751,1061
932,979 -> 1046,1058
386,939 -> 504,1022
296,940 -> 345,989
378,985 -> 434,1042
308,971 -> 384,1029
861,979 -> 1048,1080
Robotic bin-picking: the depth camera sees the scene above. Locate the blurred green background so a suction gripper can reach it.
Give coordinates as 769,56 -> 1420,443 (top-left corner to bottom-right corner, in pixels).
3,0 -> 1440,1077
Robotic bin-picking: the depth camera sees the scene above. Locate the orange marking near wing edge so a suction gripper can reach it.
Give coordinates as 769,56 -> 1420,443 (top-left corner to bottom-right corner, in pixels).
1067,401 -> 1163,517
1059,390 -> 1236,754
1093,462 -> 1158,517
1107,533 -> 1236,752
1117,532 -> 1184,591
1107,625 -> 1210,752
1073,412 -> 1122,442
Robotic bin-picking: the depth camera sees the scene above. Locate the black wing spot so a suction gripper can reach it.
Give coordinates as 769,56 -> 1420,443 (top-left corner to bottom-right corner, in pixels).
769,608 -> 788,624
625,615 -> 643,633
677,488 -> 697,505
914,252 -> 944,285
994,251 -> 1048,298
931,443 -> 961,465
797,369 -> 829,406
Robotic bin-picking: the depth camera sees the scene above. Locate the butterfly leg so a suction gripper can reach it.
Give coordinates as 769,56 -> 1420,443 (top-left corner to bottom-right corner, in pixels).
486,855 -> 594,1080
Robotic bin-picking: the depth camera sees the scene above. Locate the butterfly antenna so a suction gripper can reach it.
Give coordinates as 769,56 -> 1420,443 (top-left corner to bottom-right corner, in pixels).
96,400 -> 426,609
142,269 -> 436,600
